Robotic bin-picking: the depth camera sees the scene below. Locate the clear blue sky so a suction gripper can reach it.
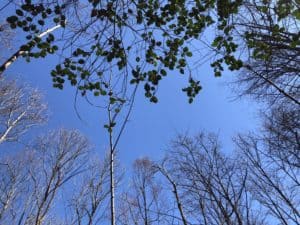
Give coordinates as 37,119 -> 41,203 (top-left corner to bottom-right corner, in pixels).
1,1 -> 261,167
6,51 -> 260,166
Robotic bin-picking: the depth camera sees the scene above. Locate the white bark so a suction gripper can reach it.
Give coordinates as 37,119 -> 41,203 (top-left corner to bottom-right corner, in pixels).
0,78 -> 47,145
0,24 -> 62,74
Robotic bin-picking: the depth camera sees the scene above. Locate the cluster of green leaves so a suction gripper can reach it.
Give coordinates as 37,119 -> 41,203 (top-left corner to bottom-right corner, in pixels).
210,0 -> 244,76
276,0 -> 300,20
5,0 -> 66,62
6,0 -> 298,104
47,0 -> 218,103
182,78 -> 202,103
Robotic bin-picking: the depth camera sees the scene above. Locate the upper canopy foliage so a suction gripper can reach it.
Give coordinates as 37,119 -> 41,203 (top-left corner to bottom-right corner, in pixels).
2,0 -> 299,104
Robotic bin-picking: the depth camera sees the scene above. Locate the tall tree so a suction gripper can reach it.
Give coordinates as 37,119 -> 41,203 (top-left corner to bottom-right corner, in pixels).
66,157 -> 111,225
235,132 -> 300,225
162,133 -> 258,225
158,131 -> 299,225
119,157 -> 169,225
0,129 -> 91,225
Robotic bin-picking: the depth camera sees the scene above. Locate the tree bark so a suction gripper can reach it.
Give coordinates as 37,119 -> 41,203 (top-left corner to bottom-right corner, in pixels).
0,24 -> 62,74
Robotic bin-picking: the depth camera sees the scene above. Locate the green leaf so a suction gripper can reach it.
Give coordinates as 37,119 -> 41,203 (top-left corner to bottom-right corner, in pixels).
150,96 -> 158,103
16,9 -> 24,16
186,51 -> 193,57
7,16 -> 18,24
292,9 -> 300,20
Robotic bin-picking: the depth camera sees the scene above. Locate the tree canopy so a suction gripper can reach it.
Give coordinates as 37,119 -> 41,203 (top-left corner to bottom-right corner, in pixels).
2,0 -> 298,104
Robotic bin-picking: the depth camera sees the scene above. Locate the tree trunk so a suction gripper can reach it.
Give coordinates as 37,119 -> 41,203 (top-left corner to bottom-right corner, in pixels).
0,24 -> 62,74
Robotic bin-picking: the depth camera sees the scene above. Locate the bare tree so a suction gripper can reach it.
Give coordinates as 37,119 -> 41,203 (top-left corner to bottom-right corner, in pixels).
118,157 -> 169,225
162,133 -> 265,225
67,156 -> 111,225
0,77 -> 47,145
228,3 -> 300,220
261,103 -> 300,168
0,22 -> 14,52
157,162 -> 189,225
0,129 -> 91,225
235,133 -> 300,225
0,154 -> 29,223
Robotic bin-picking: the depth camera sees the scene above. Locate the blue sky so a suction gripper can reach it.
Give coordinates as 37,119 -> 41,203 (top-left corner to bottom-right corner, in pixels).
6,50 -> 261,166
1,1 -> 261,168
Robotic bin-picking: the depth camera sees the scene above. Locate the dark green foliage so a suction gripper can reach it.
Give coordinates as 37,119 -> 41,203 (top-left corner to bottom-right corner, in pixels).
4,0 -> 299,104
4,1 -> 62,67
182,78 -> 202,103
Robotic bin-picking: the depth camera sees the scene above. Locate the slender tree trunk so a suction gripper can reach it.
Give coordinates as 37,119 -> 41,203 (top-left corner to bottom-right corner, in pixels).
110,143 -> 115,225
106,85 -> 137,225
108,108 -> 116,225
159,167 -> 188,225
0,24 -> 62,74
0,111 -> 26,144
